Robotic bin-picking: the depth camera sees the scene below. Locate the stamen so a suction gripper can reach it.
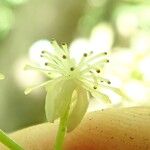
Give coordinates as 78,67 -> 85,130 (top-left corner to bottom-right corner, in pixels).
89,70 -> 99,87
96,69 -> 100,73
44,62 -> 66,75
45,62 -> 48,66
41,51 -> 68,72
24,65 -> 55,77
85,52 -> 108,63
91,91 -> 111,103
98,77 -> 111,84
79,77 -> 95,85
24,65 -> 51,77
70,67 -> 75,71
93,86 -> 97,89
24,64 -> 50,72
61,43 -> 70,57
24,77 -> 62,95
107,81 -> 111,84
77,51 -> 94,70
41,50 -> 61,63
62,43 -> 66,45
79,75 -> 98,90
83,53 -> 88,57
99,85 -> 124,97
41,47 -> 70,74
78,81 -> 111,103
80,58 -> 107,74
51,40 -> 65,55
62,55 -> 67,59
83,72 -> 110,86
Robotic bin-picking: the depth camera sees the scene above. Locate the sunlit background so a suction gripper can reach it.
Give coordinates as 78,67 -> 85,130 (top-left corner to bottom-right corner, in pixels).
0,0 -> 150,133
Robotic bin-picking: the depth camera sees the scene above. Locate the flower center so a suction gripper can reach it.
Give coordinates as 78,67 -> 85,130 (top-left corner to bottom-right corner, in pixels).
24,40 -> 114,96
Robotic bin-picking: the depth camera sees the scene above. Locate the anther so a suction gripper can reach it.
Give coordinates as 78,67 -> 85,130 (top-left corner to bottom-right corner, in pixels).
96,69 -> 100,73
62,43 -> 66,45
83,53 -> 88,57
107,81 -> 111,84
104,52 -> 107,55
106,60 -> 109,63
40,55 -> 43,57
41,51 -> 45,54
93,86 -> 97,89
62,55 -> 67,59
70,67 -> 75,71
45,62 -> 48,66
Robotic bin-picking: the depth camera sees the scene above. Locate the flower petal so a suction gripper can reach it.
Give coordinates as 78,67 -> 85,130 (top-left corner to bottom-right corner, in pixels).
67,87 -> 89,132
45,79 -> 76,123
90,23 -> 114,52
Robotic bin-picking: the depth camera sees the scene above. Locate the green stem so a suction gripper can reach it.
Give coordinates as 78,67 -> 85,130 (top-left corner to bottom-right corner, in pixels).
0,129 -> 24,150
54,106 -> 70,150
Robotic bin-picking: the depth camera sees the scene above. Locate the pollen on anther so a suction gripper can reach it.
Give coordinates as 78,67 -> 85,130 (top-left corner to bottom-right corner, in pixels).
45,62 -> 48,66
70,67 -> 75,71
62,55 -> 67,59
83,53 -> 88,57
93,86 -> 97,89
107,81 -> 111,84
96,69 -> 100,73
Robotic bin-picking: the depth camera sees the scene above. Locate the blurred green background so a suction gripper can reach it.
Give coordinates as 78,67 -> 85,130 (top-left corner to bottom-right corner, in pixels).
0,0 -> 150,133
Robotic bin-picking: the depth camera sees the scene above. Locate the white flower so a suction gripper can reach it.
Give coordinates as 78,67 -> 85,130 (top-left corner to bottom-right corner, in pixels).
25,39 -> 119,131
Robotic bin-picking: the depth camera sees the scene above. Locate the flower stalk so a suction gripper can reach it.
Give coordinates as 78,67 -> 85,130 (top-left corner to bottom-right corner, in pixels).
0,129 -> 23,150
54,104 -> 70,150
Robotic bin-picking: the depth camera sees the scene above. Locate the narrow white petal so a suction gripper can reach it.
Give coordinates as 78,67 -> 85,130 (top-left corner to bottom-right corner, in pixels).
90,23 -> 114,52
